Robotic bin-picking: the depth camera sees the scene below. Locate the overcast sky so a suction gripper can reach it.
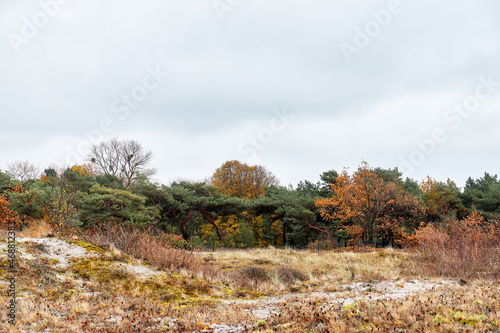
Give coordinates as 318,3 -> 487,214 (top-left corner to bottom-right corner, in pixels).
1,0 -> 499,187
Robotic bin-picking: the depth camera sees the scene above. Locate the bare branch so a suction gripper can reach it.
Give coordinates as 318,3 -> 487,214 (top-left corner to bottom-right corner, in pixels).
88,138 -> 156,188
7,160 -> 40,181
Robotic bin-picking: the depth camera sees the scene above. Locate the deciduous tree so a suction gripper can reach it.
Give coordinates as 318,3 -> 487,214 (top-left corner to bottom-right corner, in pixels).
211,160 -> 279,199
315,162 -> 422,247
88,138 -> 156,188
210,161 -> 279,245
7,160 -> 40,181
0,188 -> 20,229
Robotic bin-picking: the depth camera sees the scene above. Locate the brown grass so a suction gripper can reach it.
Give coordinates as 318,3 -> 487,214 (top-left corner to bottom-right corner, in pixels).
198,247 -> 411,290
2,219 -> 499,332
0,219 -> 54,238
262,282 -> 500,332
78,224 -> 203,272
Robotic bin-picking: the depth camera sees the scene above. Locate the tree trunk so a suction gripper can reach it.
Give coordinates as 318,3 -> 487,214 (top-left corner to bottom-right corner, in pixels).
304,220 -> 336,247
174,209 -> 192,241
282,221 -> 287,247
201,210 -> 224,242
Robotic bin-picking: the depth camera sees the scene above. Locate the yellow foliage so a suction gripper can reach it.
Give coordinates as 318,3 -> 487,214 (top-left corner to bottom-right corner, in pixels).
71,164 -> 94,177
211,160 -> 278,199
198,212 -> 283,247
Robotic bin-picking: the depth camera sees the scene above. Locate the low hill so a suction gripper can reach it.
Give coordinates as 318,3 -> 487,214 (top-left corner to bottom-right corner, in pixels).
1,223 -> 499,332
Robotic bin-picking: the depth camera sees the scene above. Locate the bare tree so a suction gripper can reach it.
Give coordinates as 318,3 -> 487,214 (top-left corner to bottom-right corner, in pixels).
88,138 -> 122,176
88,138 -> 157,188
7,160 -> 40,181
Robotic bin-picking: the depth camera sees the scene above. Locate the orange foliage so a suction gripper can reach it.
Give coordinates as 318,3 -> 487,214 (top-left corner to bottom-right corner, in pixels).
398,222 -> 449,248
40,174 -> 50,183
0,187 -> 21,229
402,210 -> 500,280
211,160 -> 278,199
316,162 -> 422,245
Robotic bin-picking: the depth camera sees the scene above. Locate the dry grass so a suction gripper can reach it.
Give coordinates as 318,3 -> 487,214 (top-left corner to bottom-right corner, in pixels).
262,282 -> 500,332
0,219 -> 54,239
1,222 -> 499,332
79,224 -> 203,272
198,247 -> 412,294
0,231 -> 249,332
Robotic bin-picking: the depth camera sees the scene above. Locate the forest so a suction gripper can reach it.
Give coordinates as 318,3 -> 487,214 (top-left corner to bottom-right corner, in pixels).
1,138 -> 500,250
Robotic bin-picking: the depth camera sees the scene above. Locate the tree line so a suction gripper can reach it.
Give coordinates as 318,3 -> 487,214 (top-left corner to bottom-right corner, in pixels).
1,138 -> 500,249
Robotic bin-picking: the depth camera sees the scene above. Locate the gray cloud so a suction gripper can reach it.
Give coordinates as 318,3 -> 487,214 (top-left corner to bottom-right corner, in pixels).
1,0 -> 499,187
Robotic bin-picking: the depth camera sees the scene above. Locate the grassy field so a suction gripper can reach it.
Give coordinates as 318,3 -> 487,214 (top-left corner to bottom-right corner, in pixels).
0,222 -> 499,332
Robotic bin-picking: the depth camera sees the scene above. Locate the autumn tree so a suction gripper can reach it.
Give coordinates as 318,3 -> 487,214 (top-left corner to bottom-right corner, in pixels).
88,138 -> 157,188
71,164 -> 94,177
209,161 -> 279,246
7,160 -> 40,181
315,162 -> 423,247
0,188 -> 20,229
211,160 -> 279,199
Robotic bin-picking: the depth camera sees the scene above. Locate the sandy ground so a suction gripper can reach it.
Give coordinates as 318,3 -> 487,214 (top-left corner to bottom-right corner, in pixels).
1,238 -> 460,332
17,237 -> 89,268
3,237 -> 162,278
220,279 -> 458,322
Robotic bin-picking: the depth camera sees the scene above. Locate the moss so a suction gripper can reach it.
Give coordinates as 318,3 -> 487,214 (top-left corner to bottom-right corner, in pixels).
69,258 -> 208,304
140,280 -> 179,302
450,311 -> 486,326
72,258 -> 133,284
66,239 -> 105,254
0,257 -> 9,269
64,289 -> 78,299
67,249 -> 250,307
49,258 -> 60,265
433,314 -> 450,324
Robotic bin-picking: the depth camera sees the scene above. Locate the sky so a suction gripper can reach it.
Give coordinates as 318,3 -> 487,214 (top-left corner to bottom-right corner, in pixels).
1,0 -> 499,188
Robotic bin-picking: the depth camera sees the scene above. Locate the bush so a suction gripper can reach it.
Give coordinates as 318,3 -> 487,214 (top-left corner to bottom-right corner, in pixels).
404,211 -> 500,281
275,266 -> 308,283
157,233 -> 192,250
228,266 -> 271,290
79,223 -> 199,271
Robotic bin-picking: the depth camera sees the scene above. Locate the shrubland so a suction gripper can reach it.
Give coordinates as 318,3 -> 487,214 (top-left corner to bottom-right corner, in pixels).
1,219 -> 500,332
1,146 -> 500,331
